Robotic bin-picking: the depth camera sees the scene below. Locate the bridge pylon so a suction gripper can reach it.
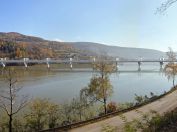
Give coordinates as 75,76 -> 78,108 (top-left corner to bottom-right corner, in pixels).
46,58 -> 50,69
92,57 -> 96,71
0,58 -> 6,68
116,58 -> 119,72
138,57 -> 142,71
159,58 -> 164,70
23,58 -> 29,68
70,58 -> 73,70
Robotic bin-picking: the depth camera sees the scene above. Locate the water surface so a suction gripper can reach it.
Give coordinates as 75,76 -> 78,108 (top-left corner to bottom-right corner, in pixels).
0,63 -> 172,103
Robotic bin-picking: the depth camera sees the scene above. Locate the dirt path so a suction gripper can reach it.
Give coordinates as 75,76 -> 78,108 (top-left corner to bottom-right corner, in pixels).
70,89 -> 177,132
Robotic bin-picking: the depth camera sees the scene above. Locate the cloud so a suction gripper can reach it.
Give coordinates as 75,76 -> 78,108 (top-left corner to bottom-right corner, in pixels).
53,38 -> 64,42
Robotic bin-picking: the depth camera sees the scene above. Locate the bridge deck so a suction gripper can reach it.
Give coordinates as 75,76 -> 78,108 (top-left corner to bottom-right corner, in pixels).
0,59 -> 175,64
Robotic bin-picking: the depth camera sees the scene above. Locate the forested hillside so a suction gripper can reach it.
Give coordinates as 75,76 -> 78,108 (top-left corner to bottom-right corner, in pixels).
0,32 -> 91,59
0,32 -> 166,60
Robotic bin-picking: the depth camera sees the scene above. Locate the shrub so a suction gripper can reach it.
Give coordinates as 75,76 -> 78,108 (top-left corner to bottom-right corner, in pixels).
107,102 -> 117,113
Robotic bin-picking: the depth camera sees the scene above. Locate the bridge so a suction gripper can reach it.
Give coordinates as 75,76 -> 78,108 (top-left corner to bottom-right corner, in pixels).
0,57 -> 176,70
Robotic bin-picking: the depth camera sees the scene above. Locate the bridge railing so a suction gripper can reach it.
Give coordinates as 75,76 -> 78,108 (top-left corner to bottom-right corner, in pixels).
0,57 -> 176,69
1,58 -> 175,63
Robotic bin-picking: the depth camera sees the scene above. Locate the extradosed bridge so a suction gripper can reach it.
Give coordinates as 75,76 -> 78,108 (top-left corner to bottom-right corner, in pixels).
0,57 -> 175,70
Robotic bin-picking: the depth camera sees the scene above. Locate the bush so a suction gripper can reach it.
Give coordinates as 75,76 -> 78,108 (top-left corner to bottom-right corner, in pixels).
107,102 -> 117,113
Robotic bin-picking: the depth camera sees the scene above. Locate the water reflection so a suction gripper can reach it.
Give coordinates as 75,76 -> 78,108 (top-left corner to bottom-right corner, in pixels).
0,63 -> 172,103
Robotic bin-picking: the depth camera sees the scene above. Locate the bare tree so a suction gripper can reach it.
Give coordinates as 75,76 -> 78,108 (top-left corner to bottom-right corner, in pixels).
0,68 -> 29,132
166,47 -> 176,63
164,48 -> 177,87
164,64 -> 177,87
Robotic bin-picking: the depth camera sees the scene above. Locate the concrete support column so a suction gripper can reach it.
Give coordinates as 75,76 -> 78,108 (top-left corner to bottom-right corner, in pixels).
0,58 -> 6,68
138,57 -> 142,71
92,57 -> 96,71
23,58 -> 29,68
46,58 -> 50,69
159,58 -> 164,70
116,58 -> 119,71
70,58 -> 73,70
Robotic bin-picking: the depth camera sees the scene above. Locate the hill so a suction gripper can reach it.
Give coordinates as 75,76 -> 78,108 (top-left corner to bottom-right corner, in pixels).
0,32 -> 166,60
0,32 -> 86,59
70,42 -> 165,60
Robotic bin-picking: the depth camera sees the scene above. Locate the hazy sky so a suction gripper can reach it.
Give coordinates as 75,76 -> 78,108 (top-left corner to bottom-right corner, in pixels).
1,0 -> 177,51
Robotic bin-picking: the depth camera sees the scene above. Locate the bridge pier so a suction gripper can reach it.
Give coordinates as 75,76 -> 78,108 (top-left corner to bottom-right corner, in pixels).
159,58 -> 164,70
138,61 -> 141,71
0,58 -> 6,68
46,58 -> 50,69
160,61 -> 164,70
70,58 -> 73,70
92,57 -> 96,71
23,58 -> 29,68
138,57 -> 142,71
116,58 -> 119,71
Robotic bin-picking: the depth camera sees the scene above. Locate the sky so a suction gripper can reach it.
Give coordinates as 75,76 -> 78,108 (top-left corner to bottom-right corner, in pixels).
0,0 -> 177,51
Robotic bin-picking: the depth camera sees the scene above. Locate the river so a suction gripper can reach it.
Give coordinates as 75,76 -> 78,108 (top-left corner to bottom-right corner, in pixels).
0,63 -> 173,104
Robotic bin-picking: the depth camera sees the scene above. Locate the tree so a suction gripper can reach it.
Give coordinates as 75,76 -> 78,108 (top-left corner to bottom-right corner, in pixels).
25,98 -> 60,131
47,102 -> 60,128
60,97 -> 96,125
157,0 -> 177,14
0,68 -> 29,132
60,103 -> 73,126
25,98 -> 48,131
164,47 -> 177,87
70,95 -> 91,122
166,47 -> 176,63
164,63 -> 177,87
81,57 -> 115,114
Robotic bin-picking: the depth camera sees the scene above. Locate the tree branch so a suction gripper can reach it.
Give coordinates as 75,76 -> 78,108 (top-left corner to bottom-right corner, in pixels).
156,0 -> 177,14
0,102 -> 10,116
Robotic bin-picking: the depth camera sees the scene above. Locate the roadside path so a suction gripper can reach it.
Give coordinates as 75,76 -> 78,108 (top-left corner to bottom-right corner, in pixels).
70,89 -> 177,132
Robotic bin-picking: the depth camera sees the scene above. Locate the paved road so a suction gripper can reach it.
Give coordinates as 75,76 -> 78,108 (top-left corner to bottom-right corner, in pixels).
70,89 -> 177,132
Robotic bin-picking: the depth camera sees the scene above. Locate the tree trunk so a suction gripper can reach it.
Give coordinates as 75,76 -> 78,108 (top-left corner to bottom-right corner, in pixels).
173,78 -> 175,88
9,78 -> 13,132
9,114 -> 12,132
104,98 -> 107,114
79,111 -> 82,121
